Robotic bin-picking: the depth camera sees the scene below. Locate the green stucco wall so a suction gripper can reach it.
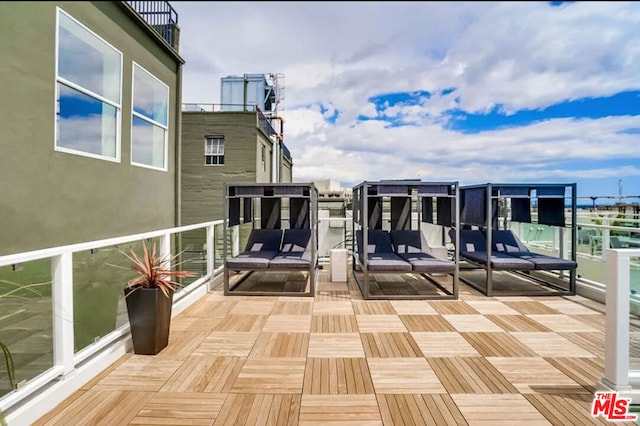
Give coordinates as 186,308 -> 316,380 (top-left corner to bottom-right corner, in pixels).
181,112 -> 277,225
0,2 -> 182,255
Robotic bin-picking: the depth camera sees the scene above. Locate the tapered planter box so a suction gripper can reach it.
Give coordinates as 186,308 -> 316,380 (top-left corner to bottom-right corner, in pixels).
124,287 -> 173,355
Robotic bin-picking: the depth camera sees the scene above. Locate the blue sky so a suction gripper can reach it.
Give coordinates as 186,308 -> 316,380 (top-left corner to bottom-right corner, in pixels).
174,1 -> 640,202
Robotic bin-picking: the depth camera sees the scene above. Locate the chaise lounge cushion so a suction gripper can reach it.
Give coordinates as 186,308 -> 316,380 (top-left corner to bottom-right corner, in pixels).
390,230 -> 455,273
356,230 -> 411,271
225,229 -> 282,270
269,228 -> 312,269
489,230 -> 577,270
454,229 -> 536,270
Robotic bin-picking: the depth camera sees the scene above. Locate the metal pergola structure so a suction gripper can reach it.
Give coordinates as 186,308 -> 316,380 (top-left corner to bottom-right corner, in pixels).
458,182 -> 577,297
223,182 -> 319,297
351,180 -> 460,300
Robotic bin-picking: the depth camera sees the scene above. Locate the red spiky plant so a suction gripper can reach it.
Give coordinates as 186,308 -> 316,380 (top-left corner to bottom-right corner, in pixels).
123,241 -> 197,298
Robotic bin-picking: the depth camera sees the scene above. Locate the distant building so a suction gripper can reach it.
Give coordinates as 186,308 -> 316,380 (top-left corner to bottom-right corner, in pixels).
180,74 -> 292,225
0,2 -> 184,255
314,179 -> 353,200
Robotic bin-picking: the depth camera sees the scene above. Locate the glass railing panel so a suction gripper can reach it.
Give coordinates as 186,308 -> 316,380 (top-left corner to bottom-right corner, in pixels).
171,228 -> 206,287
0,259 -> 53,397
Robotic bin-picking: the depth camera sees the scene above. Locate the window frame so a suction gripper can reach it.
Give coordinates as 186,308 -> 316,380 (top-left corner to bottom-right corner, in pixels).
54,7 -> 123,163
204,136 -> 225,166
130,62 -> 170,172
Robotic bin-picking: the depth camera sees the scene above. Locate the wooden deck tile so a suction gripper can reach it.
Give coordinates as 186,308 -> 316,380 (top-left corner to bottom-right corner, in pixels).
452,394 -> 552,425
502,301 -> 560,315
193,331 -> 260,357
312,301 -> 355,315
377,394 -> 467,426
429,357 -> 518,394
545,357 -> 604,393
487,357 -> 585,393
210,314 -> 268,332
308,333 -> 365,358
570,314 -> 606,332
352,300 -> 396,315
442,315 -> 505,332
400,314 -> 456,332
314,290 -> 351,302
170,316 -> 223,332
180,299 -> 236,317
526,314 -> 598,332
249,332 -> 309,358
230,300 -> 277,315
272,299 -> 314,315
160,355 -> 244,393
558,332 -> 605,358
262,315 -> 312,333
232,358 -> 306,394
355,315 -> 408,332
390,300 -> 438,315
485,315 -> 551,332
361,332 -> 423,358
412,332 -> 481,357
131,392 -> 226,425
303,358 -> 374,394
430,301 -> 480,315
92,357 -> 182,391
465,301 -> 521,315
368,358 -> 445,394
511,332 -> 597,358
461,332 -> 538,357
311,315 -> 359,333
33,390 -> 153,426
299,394 -> 382,425
214,393 -> 300,426
158,331 -> 209,359
538,299 -> 601,315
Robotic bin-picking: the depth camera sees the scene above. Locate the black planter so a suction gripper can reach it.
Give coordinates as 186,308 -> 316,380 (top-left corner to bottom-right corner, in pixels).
124,287 -> 173,355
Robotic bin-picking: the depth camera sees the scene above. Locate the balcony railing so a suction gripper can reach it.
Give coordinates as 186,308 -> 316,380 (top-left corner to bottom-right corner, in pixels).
127,1 -> 178,47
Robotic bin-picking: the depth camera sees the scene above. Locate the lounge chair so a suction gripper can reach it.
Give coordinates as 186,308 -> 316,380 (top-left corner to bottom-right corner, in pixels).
390,230 -> 455,273
452,229 -> 536,270
489,230 -> 577,270
225,229 -> 283,270
355,229 -> 411,271
269,228 -> 312,269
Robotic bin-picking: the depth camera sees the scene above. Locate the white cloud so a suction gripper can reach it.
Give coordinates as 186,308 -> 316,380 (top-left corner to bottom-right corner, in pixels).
173,1 -> 640,195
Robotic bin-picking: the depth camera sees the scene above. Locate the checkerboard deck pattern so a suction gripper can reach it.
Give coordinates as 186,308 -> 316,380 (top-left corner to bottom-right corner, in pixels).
35,270 -> 637,425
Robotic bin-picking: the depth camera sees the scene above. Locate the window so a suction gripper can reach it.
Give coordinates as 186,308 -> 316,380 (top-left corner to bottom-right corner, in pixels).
205,136 -> 224,165
131,63 -> 169,170
55,8 -> 122,161
261,145 -> 266,171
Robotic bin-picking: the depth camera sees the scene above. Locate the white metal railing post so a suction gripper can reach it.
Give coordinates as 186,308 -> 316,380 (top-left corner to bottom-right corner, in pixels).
160,233 -> 171,265
232,226 -> 240,257
52,252 -> 75,375
599,248 -> 632,393
602,217 -> 610,260
206,224 -> 214,287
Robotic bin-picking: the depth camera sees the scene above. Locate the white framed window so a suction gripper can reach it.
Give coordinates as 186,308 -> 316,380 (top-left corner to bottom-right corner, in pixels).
261,145 -> 266,171
131,63 -> 169,171
55,8 -> 122,162
205,136 -> 224,165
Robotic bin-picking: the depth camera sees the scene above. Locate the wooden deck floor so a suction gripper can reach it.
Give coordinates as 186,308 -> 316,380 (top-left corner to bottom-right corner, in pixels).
34,270 -> 636,425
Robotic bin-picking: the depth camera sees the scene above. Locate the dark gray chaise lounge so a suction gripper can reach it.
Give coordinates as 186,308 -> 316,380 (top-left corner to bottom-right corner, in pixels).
453,229 -> 536,270
355,229 -> 412,271
489,229 -> 577,270
269,228 -> 312,269
390,230 -> 455,273
225,229 -> 283,270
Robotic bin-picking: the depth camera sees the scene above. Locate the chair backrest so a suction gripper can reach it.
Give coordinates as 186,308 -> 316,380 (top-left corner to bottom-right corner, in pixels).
280,228 -> 312,253
488,230 -> 530,254
244,229 -> 283,252
355,229 -> 394,254
390,230 -> 428,254
610,236 -> 623,248
454,229 -> 488,253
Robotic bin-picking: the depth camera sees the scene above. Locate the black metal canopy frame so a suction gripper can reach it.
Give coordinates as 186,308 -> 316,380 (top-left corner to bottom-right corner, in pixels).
351,180 -> 460,300
456,182 -> 578,296
223,182 -> 319,297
